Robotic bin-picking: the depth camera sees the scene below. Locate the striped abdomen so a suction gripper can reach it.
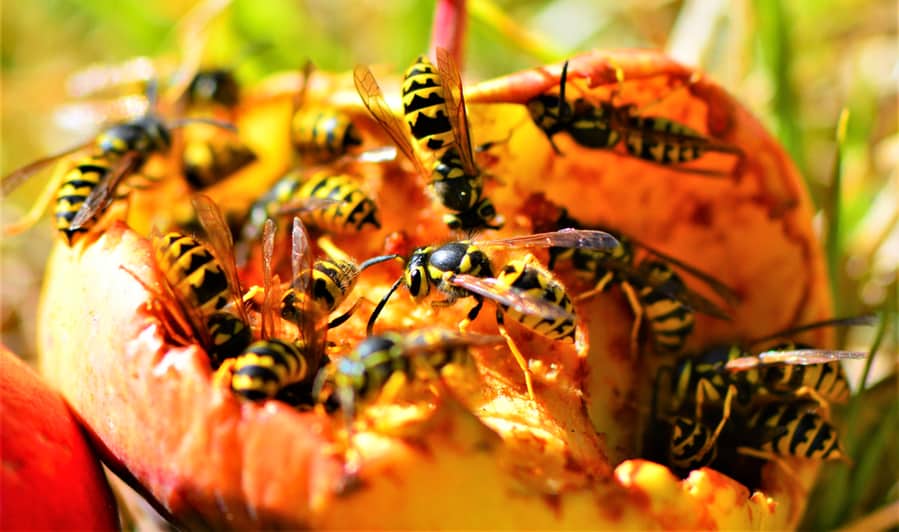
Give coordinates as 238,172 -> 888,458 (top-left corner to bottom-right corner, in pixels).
751,402 -> 845,460
402,55 -> 455,158
296,172 -> 380,233
623,116 -> 706,164
668,416 -> 718,471
205,311 -> 252,369
281,258 -> 359,320
637,260 -> 694,353
182,137 -> 256,189
241,172 -> 304,243
568,100 -> 619,149
497,259 -> 576,341
54,155 -> 111,241
154,232 -> 231,316
231,339 -> 311,400
431,149 -> 484,211
761,343 -> 850,403
290,107 -> 362,161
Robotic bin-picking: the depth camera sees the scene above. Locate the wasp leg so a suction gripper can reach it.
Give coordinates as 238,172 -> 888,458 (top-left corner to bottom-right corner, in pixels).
212,359 -> 237,390
573,272 -> 614,303
458,295 -> 485,334
496,310 -> 536,401
620,281 -> 644,359
791,386 -> 833,422
328,298 -> 362,330
3,162 -> 69,236
736,447 -> 798,477
693,384 -> 735,461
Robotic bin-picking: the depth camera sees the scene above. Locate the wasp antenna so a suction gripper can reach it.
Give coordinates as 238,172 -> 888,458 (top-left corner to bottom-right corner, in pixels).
366,276 -> 403,336
358,254 -> 403,272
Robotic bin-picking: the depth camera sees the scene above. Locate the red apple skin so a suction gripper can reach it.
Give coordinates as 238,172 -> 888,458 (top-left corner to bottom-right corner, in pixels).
1,346 -> 119,531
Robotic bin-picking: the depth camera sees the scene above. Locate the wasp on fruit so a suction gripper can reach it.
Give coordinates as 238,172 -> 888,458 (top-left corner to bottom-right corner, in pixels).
532,200 -> 736,356
355,48 -> 503,232
364,228 -> 618,398
526,60 -> 743,177
220,216 -> 333,401
121,195 -> 251,368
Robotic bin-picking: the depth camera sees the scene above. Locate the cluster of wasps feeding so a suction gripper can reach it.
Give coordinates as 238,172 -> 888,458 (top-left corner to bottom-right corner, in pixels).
5,33 -> 870,492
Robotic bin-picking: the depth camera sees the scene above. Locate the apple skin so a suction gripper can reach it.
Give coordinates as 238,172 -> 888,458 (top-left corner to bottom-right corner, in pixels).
1,346 -> 118,531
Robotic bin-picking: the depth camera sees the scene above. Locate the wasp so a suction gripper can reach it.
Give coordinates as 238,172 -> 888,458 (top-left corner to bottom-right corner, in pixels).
286,61 -> 363,163
121,195 -> 251,369
526,61 -> 743,177
2,81 -> 234,243
539,204 -> 736,355
222,216 -> 330,401
238,168 -> 380,264
657,316 -> 871,427
314,328 -> 501,423
365,228 -> 618,398
279,236 -> 399,330
355,48 -> 503,232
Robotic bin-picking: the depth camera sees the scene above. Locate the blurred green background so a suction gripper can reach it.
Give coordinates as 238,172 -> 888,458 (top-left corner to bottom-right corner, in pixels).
1,0 -> 896,529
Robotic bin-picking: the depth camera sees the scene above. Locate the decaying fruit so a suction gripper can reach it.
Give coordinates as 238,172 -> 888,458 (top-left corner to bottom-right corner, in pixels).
1,346 -> 118,530
38,49 -> 831,528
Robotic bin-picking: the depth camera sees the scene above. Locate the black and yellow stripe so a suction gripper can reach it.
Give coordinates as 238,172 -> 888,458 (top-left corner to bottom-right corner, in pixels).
154,232 -> 231,315
402,56 -> 455,157
637,261 -> 694,353
668,416 -> 718,471
230,339 -> 311,401
749,402 -> 845,461
205,311 -> 252,369
182,136 -> 256,189
54,156 -> 110,241
623,116 -> 705,164
496,259 -> 576,340
297,172 -> 380,232
759,342 -> 851,404
281,257 -> 358,321
290,108 -> 362,161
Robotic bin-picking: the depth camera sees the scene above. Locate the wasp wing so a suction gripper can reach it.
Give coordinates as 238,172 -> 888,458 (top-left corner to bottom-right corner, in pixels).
353,65 -> 430,178
478,228 -> 619,251
291,216 -> 329,369
260,218 -> 278,339
627,235 -> 739,306
2,141 -> 94,197
448,274 -> 576,322
725,349 -> 866,372
435,47 -> 477,176
68,151 -> 141,230
747,315 -> 877,346
275,196 -> 341,217
403,329 -> 504,357
192,194 -> 249,324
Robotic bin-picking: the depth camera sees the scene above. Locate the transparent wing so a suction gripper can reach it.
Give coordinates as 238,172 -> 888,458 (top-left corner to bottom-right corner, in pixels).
725,349 -> 866,372
275,196 -> 340,217
69,151 -> 141,230
353,65 -> 430,177
748,315 -> 877,346
54,96 -> 150,133
628,235 -> 739,306
192,194 -> 249,324
2,141 -> 93,197
435,47 -> 477,175
478,228 -> 619,251
448,273 -> 576,322
260,218 -> 278,340
604,259 -> 732,320
403,329 -> 504,357
291,216 -> 328,369
145,228 -> 213,347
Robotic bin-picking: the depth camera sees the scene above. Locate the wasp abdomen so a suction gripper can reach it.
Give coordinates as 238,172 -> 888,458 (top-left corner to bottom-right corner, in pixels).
231,339 -> 310,401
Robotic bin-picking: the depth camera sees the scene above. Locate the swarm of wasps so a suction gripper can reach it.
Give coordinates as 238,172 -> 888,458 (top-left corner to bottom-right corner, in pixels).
2,39 -> 869,486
